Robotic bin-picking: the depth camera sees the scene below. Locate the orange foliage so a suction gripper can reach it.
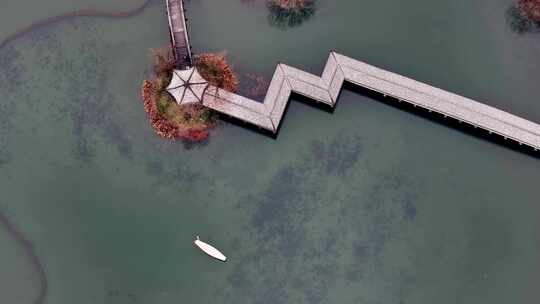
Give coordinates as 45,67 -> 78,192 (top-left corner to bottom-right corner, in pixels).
150,47 -> 176,78
195,53 -> 239,92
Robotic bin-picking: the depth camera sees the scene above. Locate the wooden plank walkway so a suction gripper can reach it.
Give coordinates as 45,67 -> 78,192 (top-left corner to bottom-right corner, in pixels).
165,0 -> 192,69
162,1 -> 540,151
200,52 -> 540,151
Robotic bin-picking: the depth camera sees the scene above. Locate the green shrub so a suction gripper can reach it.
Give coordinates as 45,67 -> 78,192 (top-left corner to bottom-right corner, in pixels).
157,95 -> 171,115
200,109 -> 218,123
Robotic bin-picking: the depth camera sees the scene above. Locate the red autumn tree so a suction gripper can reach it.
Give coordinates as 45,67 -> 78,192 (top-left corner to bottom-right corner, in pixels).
518,0 -> 540,22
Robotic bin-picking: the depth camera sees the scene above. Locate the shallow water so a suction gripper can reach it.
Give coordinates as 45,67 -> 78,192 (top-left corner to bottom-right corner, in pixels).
0,0 -> 147,42
1,0 -> 540,303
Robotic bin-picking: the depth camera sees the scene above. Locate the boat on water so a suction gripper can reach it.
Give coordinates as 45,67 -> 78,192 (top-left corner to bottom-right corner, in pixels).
193,236 -> 227,262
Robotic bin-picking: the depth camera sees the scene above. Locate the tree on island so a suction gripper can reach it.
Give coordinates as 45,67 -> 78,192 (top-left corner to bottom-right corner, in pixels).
507,0 -> 540,33
267,0 -> 316,29
518,0 -> 540,22
195,53 -> 239,92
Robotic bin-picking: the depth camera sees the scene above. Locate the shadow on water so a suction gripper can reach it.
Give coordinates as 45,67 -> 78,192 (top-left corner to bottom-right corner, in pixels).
342,82 -> 540,159
218,111 -> 278,138
219,81 -> 540,159
217,91 -> 334,138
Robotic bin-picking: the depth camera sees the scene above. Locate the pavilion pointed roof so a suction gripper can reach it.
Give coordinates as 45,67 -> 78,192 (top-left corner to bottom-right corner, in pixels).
166,68 -> 208,105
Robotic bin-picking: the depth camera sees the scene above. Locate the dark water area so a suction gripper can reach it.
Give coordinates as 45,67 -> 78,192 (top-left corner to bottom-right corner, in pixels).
1,0 -> 540,303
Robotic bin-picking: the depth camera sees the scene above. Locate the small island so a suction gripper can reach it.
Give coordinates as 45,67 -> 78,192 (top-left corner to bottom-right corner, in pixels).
141,49 -> 238,142
267,0 -> 316,29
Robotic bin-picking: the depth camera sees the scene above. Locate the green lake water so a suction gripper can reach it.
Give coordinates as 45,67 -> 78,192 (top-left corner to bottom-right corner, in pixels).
1,0 -> 540,303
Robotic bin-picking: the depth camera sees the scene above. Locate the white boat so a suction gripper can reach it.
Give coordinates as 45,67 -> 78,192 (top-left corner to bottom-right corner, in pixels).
193,236 -> 227,262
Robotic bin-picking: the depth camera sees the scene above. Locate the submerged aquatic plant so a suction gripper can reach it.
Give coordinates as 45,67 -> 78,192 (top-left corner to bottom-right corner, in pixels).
244,73 -> 270,98
267,0 -> 316,30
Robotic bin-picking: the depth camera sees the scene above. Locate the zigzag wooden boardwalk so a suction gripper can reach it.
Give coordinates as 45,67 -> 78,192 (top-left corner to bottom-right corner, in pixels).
165,0 -> 192,69
163,0 -> 540,151
201,52 -> 540,151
